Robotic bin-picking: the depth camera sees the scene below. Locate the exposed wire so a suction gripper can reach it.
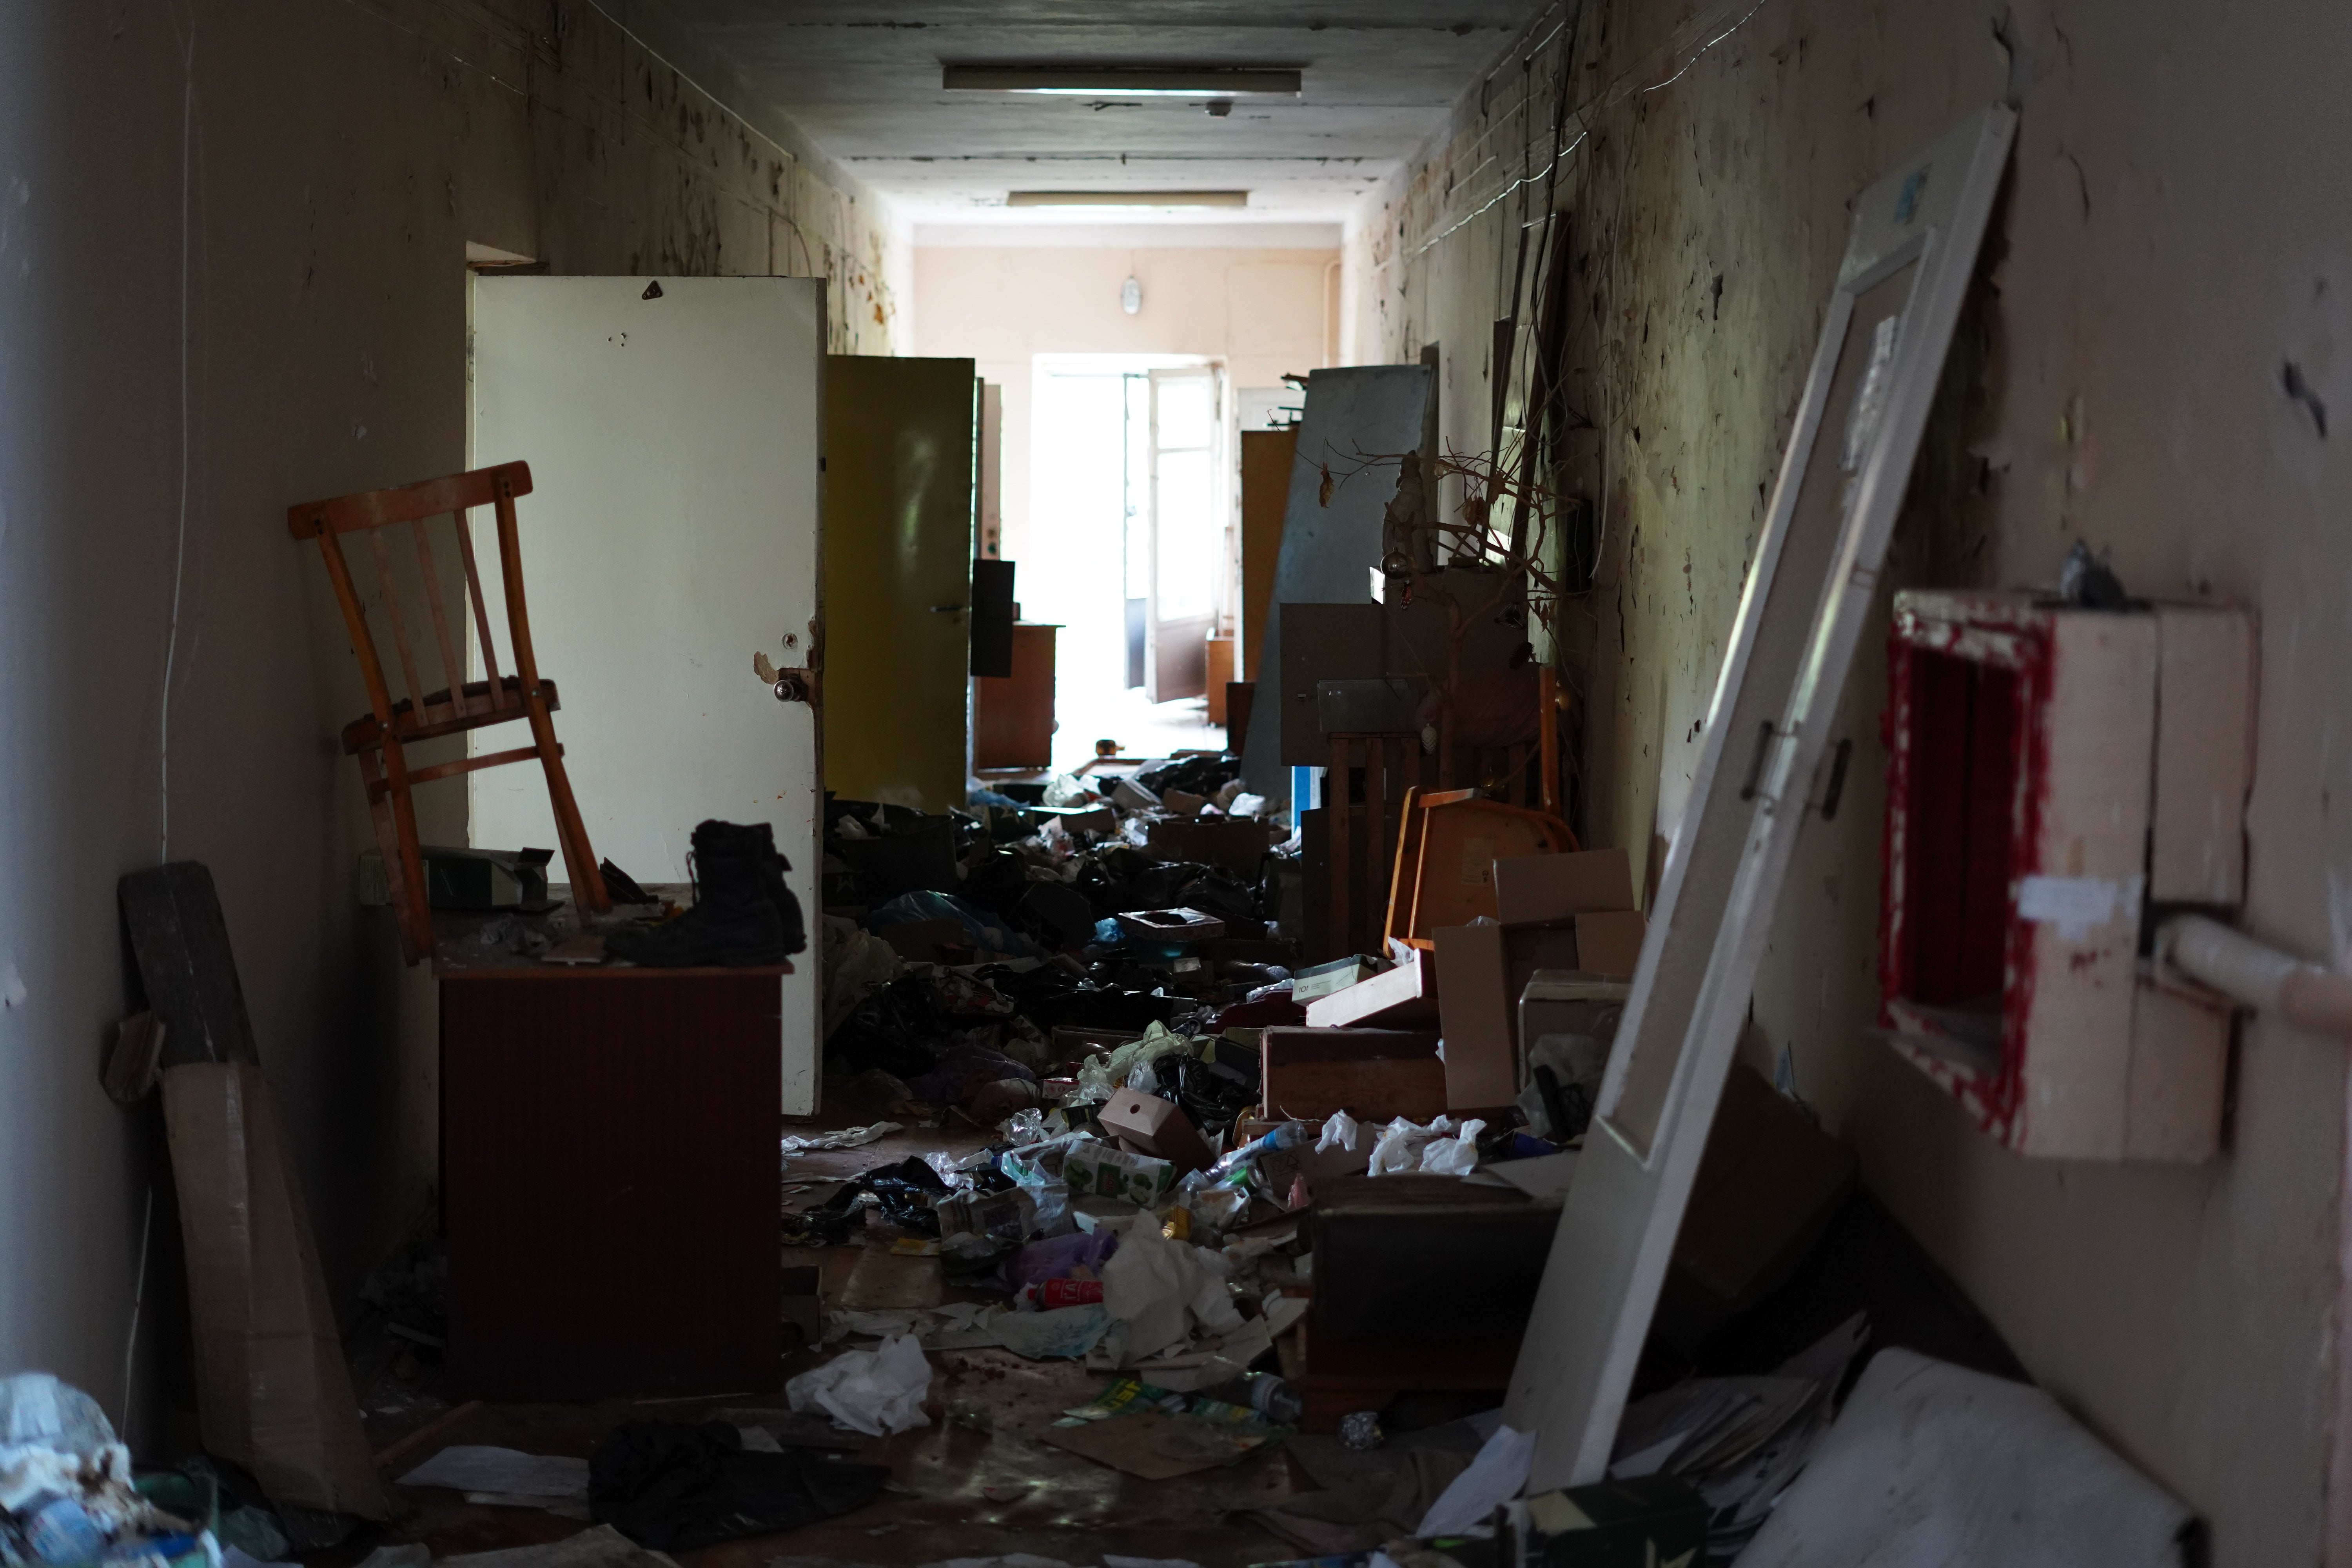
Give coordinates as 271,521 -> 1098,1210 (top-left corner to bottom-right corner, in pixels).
159,3 -> 196,864
1641,0 -> 1773,94
118,1185 -> 155,1444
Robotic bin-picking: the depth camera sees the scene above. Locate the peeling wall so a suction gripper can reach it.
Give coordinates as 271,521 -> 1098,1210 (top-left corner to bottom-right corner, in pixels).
0,0 -> 900,1439
1357,0 -> 2352,1557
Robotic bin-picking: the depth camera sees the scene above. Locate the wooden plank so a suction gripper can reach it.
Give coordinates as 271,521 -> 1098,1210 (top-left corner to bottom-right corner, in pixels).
118,862 -> 260,1067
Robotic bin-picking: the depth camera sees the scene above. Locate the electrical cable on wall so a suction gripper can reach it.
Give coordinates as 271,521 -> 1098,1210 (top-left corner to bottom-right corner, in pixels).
159,3 -> 196,863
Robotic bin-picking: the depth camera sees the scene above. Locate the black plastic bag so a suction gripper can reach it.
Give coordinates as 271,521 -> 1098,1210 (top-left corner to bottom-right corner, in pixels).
589,1421 -> 889,1550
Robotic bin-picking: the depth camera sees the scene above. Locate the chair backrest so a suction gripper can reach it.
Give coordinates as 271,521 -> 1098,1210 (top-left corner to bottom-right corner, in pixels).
287,461 -> 543,740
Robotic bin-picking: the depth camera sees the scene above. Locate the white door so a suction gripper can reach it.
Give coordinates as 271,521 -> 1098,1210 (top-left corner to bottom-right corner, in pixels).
1145,366 -> 1223,702
468,275 -> 826,1114
1504,107 -> 2017,1488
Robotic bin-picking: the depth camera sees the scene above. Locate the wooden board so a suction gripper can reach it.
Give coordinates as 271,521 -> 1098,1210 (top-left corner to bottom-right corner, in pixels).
1239,427 -> 1296,684
1261,1026 -> 1447,1122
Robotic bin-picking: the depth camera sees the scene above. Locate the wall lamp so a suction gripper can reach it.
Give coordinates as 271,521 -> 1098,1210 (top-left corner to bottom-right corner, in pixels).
942,66 -> 1302,96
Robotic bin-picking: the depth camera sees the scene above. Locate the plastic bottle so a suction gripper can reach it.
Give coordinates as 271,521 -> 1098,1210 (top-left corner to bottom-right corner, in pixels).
1214,1121 -> 1310,1173
23,1494 -> 107,1565
1201,1371 -> 1306,1425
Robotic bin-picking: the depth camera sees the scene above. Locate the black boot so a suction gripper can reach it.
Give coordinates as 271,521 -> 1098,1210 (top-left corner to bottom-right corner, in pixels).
604,821 -> 784,967
746,822 -> 808,957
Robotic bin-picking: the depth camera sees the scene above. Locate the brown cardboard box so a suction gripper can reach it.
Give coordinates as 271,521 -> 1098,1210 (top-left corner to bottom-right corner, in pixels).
1145,817 -> 1278,873
877,918 -> 971,962
1652,1065 -> 1856,1357
164,1062 -> 387,1517
1097,1088 -> 1215,1173
1572,908 -> 1648,977
1434,923 -> 1581,1109
1259,1027 -> 1448,1122
1493,848 -> 1636,925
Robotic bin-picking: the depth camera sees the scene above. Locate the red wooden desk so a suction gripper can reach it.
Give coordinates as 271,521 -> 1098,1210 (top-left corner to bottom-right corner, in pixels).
439,943 -> 787,1401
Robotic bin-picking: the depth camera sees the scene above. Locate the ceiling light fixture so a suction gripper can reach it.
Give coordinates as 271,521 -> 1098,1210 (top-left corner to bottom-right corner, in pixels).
1005,191 -> 1250,208
942,65 -> 1302,96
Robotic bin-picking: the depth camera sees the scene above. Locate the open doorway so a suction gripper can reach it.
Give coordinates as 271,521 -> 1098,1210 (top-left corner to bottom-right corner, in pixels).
1026,354 -> 1232,770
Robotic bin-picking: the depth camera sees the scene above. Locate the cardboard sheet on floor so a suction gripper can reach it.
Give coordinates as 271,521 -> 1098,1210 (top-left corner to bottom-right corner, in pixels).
163,1061 -> 386,1519
443,1525 -> 677,1568
1039,1411 -> 1274,1480
833,1242 -> 944,1312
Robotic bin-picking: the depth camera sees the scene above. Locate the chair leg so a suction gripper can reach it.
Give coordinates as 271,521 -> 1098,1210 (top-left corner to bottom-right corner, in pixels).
522,693 -> 610,912
368,740 -> 433,964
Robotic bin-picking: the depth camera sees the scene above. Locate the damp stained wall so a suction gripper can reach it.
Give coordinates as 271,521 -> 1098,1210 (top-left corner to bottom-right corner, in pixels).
1356,0 -> 2352,1557
0,0 -> 901,1437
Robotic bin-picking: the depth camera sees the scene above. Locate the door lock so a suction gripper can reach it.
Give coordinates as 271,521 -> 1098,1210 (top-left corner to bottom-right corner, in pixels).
772,670 -> 813,704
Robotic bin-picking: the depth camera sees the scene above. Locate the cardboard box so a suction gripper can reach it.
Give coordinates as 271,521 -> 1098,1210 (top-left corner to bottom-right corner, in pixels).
1518,971 -> 1632,1055
1097,1088 -> 1214,1173
164,1062 -> 387,1517
1572,907 -> 1648,977
1651,1065 -> 1856,1357
1062,1140 -> 1176,1205
1493,847 -> 1637,925
1303,947 -> 1439,1028
1144,817 -> 1278,873
1434,925 -> 1586,1109
1260,1027 -> 1447,1122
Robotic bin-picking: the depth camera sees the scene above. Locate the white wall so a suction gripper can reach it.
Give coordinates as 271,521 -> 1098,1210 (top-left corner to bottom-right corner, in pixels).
1359,0 -> 2352,1557
0,0 -> 901,1443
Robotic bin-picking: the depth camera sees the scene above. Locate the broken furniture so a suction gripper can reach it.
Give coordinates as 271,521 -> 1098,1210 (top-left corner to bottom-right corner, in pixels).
1382,787 -> 1576,951
437,922 -> 786,1400
973,621 -> 1059,769
1301,946 -> 1440,1029
1880,590 -> 2250,1160
287,461 -> 610,964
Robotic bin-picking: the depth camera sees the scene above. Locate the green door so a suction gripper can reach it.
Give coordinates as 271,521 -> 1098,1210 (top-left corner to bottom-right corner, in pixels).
822,356 -> 976,811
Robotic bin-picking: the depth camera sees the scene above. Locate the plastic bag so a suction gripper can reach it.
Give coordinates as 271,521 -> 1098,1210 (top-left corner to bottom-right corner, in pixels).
1316,1110 -> 1360,1154
1418,1118 -> 1487,1176
785,1334 -> 933,1436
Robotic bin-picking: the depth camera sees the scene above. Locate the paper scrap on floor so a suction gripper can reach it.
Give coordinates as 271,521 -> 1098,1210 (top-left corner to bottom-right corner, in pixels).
397,1445 -> 589,1499
780,1122 -> 902,1154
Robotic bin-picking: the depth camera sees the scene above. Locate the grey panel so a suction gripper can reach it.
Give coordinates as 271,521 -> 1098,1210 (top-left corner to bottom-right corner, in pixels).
1240,364 -> 1433,795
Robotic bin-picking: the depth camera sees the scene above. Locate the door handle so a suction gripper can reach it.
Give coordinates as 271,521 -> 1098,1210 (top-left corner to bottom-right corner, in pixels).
772,670 -> 814,704
930,603 -> 966,615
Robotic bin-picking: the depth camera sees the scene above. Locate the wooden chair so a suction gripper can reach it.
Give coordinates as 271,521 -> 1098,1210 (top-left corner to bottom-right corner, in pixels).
288,461 -> 610,963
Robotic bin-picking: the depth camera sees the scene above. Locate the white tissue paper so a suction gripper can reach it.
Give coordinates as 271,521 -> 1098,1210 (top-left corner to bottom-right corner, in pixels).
1316,1110 -> 1360,1154
1418,1118 -> 1486,1176
786,1332 -> 933,1436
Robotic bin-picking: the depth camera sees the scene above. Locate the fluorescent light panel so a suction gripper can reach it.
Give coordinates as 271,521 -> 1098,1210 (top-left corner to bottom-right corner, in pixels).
1007,191 -> 1251,208
942,65 -> 1301,96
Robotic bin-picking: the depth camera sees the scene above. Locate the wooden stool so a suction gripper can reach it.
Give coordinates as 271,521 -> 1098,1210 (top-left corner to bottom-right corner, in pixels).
289,461 -> 609,963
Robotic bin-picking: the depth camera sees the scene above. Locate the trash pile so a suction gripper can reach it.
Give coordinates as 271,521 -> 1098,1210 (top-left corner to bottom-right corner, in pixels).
817,753 -> 1297,1127
0,1374 -> 223,1568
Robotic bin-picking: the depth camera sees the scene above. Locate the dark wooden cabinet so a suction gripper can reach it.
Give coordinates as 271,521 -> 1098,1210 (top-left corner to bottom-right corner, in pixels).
974,621 -> 1058,770
440,965 -> 784,1400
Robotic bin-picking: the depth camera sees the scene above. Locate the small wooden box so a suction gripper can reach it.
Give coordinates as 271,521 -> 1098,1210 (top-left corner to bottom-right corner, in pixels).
1880,592 -> 2249,1162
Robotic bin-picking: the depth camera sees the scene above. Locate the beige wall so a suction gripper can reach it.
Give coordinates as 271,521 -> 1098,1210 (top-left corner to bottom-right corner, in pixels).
1358,0 -> 2352,1559
0,0 -> 900,1438
911,245 -> 1338,565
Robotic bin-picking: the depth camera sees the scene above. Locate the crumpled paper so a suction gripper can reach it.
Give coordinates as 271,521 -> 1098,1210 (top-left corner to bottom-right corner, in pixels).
1100,1215 -> 1243,1362
1316,1110 -> 1360,1154
1367,1114 -> 1457,1176
1418,1118 -> 1486,1176
786,1334 -> 932,1436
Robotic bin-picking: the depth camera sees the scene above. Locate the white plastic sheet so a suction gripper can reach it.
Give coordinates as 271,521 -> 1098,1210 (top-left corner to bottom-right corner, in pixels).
786,1333 -> 933,1436
1316,1110 -> 1360,1154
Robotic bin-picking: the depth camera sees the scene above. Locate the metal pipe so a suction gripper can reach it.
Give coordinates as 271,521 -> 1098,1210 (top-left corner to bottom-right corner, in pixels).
2156,913 -> 2352,1035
